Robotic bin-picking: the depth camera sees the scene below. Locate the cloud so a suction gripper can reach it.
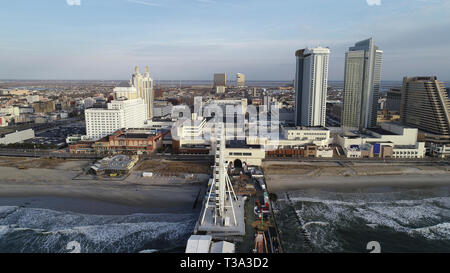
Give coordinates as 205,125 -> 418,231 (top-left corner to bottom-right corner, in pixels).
196,0 -> 217,3
126,0 -> 162,7
366,0 -> 382,6
66,0 -> 81,6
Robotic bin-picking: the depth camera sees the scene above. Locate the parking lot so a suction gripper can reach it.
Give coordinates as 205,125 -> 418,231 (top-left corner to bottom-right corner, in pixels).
26,121 -> 86,148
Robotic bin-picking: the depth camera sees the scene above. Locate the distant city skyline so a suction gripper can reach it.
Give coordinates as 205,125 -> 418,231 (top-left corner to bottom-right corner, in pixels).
1,0 -> 449,81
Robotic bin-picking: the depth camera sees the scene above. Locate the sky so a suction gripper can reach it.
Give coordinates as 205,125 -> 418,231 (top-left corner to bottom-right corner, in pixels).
0,0 -> 449,81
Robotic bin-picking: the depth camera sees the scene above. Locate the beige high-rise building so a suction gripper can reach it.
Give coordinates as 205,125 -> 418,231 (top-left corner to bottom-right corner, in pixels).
131,66 -> 154,119
216,86 -> 226,94
113,87 -> 138,100
400,76 -> 450,136
236,73 -> 245,87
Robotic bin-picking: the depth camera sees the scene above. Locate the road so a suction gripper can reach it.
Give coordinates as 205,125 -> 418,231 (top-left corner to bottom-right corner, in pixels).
0,149 -> 214,161
265,157 -> 450,165
0,148 -> 447,165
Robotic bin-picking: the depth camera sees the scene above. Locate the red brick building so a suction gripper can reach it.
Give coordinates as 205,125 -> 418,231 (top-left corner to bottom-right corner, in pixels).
70,129 -> 167,156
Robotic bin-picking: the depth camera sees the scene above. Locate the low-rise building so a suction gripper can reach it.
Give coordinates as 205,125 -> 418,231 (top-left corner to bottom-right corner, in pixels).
34,116 -> 48,124
0,106 -> 20,117
225,140 -> 265,166
9,89 -> 30,96
94,129 -> 165,155
32,101 -> 56,114
265,145 -> 320,158
153,101 -> 173,118
90,155 -> 139,175
282,126 -> 330,144
66,134 -> 87,144
248,126 -> 333,158
70,128 -> 165,156
147,119 -> 174,130
19,106 -> 34,114
430,143 -> 450,158
337,123 -> 426,158
0,129 -> 35,145
216,86 -> 226,94
69,141 -> 94,154
316,146 -> 334,158
0,116 -> 8,127
392,143 -> 426,159
26,95 -> 40,104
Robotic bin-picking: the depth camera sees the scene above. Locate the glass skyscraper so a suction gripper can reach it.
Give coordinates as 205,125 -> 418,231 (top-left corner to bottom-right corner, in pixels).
294,47 -> 330,127
341,38 -> 383,130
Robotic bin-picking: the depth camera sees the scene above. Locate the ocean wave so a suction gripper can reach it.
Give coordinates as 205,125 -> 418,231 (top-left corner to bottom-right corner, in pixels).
276,188 -> 450,252
0,206 -> 197,253
409,222 -> 450,240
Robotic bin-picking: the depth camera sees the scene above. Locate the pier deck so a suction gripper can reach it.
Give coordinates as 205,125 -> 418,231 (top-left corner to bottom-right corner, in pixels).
194,196 -> 246,241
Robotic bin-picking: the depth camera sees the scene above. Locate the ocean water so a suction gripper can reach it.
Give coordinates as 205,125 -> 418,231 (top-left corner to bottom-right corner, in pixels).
273,186 -> 450,253
0,198 -> 197,253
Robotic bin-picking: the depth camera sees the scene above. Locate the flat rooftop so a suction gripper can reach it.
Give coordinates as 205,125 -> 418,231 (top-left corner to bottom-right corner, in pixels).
283,126 -> 329,131
119,133 -> 155,139
226,140 -> 262,149
394,145 -> 417,149
368,127 -> 398,135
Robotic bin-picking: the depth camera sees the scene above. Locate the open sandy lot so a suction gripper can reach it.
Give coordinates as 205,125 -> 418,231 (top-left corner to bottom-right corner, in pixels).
0,157 -> 203,209
0,157 -> 90,171
136,159 -> 212,175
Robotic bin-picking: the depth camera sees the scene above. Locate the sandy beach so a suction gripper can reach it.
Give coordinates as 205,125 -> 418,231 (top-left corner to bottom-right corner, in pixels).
262,161 -> 450,193
0,157 -> 205,211
2,157 -> 450,206
0,157 -> 207,253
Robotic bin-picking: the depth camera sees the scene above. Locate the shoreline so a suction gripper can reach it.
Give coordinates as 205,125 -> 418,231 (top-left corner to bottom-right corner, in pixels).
0,164 -> 203,213
265,173 -> 450,193
2,159 -> 450,211
0,157 -> 208,212
0,180 -> 202,211
262,161 -> 450,193
0,195 -> 199,215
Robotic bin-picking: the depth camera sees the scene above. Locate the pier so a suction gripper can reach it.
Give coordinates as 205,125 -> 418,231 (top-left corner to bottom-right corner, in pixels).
188,123 -> 283,253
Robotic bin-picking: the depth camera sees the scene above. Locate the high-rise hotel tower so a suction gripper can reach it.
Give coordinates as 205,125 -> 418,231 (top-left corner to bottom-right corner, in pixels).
400,76 -> 450,136
132,66 -> 154,120
294,47 -> 330,127
236,73 -> 245,87
341,38 -> 383,130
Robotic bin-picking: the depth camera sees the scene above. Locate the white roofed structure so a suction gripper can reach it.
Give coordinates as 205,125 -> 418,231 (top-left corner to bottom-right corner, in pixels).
210,241 -> 236,253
